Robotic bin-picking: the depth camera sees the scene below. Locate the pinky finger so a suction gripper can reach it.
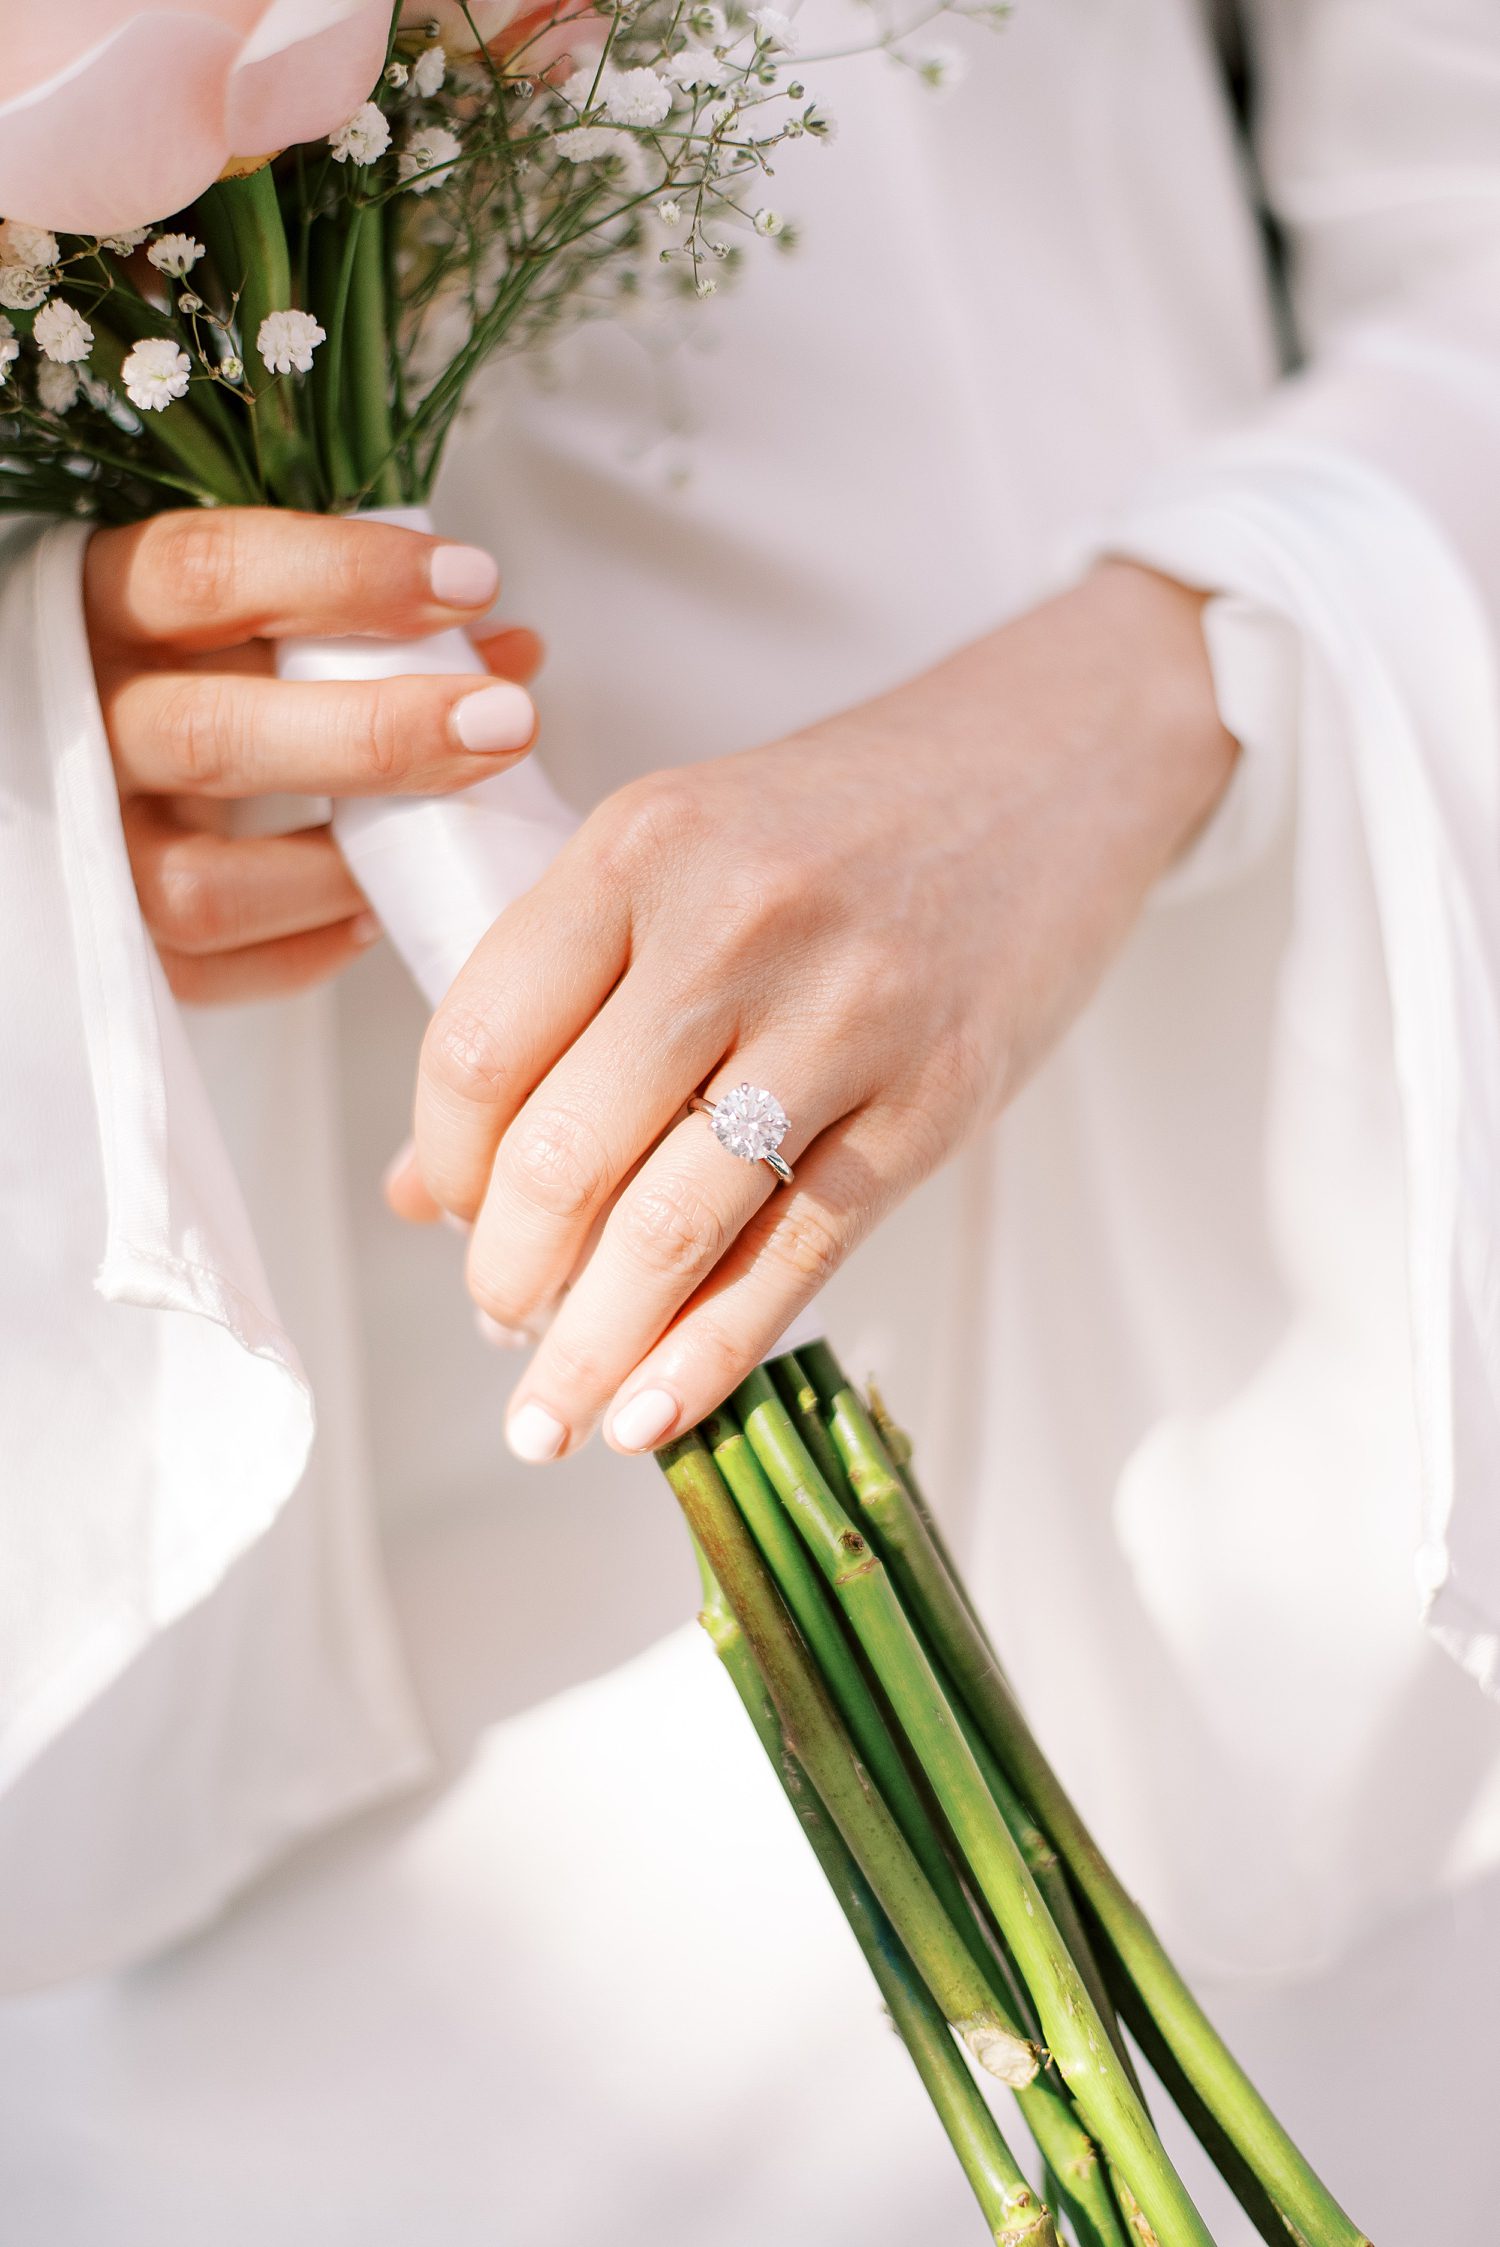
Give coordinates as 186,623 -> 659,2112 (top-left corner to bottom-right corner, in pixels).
602,1111 -> 894,1454
158,912 -> 381,1005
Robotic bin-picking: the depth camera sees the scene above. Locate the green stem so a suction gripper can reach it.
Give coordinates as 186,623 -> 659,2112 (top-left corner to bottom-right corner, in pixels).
694,1546 -> 1057,2247
345,200 -> 402,505
80,299 -> 257,506
657,1432 -> 1036,2090
197,169 -> 317,508
789,1350 -> 1140,2098
733,1370 -> 1212,2247
702,1408 -> 1004,1993
804,1347 -> 1371,2247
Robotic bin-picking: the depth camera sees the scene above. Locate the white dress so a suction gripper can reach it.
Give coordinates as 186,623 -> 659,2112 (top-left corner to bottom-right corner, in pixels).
3,1 -> 1500,2237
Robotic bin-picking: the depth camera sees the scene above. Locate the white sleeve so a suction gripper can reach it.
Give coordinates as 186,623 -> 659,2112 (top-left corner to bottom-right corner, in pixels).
0,517 -> 427,1985
1091,0 -> 1500,1695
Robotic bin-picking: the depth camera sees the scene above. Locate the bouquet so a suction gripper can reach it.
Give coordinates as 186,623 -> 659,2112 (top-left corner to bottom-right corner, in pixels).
0,8 -> 1376,2243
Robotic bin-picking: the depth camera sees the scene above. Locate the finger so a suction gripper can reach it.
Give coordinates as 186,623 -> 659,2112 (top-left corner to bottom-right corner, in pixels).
158,913 -> 382,1005
596,1110 -> 902,1455
462,975 -> 737,1339
497,1063 -> 858,1462
383,1140 -> 444,1224
125,800 -> 366,954
414,843 -> 632,1219
104,666 -> 536,799
86,510 -> 503,657
475,625 -> 546,686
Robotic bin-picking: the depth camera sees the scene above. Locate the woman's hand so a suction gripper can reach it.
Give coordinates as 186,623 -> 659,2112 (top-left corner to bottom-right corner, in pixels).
398,562 -> 1239,1461
86,507 -> 543,1004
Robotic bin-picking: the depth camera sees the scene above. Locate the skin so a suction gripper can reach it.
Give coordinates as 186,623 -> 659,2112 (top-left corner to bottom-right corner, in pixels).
86,511 -> 1237,1465
85,507 -> 542,1004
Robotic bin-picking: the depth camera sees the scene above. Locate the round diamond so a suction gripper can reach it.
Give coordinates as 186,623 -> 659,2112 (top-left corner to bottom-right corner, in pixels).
711,1082 -> 789,1164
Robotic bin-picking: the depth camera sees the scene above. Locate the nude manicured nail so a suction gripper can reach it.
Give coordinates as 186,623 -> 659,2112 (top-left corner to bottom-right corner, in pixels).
475,1308 -> 529,1351
453,681 -> 534,753
508,1401 -> 566,1462
609,1388 -> 679,1453
352,910 -> 382,946
429,543 -> 500,608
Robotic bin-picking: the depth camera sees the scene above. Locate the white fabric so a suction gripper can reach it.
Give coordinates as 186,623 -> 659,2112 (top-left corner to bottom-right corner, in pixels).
4,0 -> 1500,2231
280,504 -> 582,1008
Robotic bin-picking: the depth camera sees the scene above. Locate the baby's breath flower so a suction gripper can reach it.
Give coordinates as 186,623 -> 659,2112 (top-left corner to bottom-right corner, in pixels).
665,47 -> 727,90
219,355 -> 245,385
688,3 -> 726,38
750,8 -> 797,52
694,270 -> 718,298
0,315 -> 17,381
257,308 -> 326,375
36,358 -> 81,414
0,266 -> 49,312
753,207 -> 783,235
179,291 -> 204,315
146,232 -> 205,279
601,67 -> 672,128
398,123 -> 462,191
657,197 -> 683,227
0,221 -> 57,270
412,44 -> 446,98
556,125 -> 632,166
331,101 -> 392,165
121,336 -> 191,412
100,227 -> 151,255
385,59 -> 410,88
914,44 -> 964,90
33,299 -> 92,363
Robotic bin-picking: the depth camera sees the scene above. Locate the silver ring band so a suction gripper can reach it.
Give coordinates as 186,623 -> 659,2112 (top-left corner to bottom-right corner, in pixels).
690,1084 -> 795,1186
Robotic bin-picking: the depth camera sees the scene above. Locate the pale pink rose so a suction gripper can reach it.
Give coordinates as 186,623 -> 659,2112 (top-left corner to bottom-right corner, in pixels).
0,2 -> 393,234
402,0 -> 602,78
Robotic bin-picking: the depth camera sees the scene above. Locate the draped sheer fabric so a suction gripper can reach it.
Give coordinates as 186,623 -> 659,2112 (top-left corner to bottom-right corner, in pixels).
0,10 -> 1498,2205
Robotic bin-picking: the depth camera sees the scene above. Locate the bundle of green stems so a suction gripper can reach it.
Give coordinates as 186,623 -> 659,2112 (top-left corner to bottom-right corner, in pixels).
655,1343 -> 1375,2247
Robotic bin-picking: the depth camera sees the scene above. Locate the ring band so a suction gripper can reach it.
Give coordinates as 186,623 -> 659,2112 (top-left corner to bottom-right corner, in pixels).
691,1083 -> 795,1186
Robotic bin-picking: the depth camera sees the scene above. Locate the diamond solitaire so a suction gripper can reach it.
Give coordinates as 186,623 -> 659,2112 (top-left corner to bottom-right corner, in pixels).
692,1083 -> 794,1184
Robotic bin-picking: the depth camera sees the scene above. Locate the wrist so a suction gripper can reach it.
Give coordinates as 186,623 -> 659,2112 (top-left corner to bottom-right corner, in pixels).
1064,559 -> 1241,868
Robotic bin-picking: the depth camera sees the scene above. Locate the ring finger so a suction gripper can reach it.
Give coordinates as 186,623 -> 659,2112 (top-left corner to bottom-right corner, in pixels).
500,1059 -> 856,1461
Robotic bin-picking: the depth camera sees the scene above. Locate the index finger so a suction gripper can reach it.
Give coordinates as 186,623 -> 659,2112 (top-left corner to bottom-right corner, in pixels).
85,508 -> 502,656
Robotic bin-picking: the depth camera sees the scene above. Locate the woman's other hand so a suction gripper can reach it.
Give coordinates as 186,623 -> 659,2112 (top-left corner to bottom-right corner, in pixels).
400,562 -> 1238,1460
86,507 -> 542,1004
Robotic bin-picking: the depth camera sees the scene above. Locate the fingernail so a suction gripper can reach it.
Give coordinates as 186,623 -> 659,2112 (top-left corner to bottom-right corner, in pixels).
352,910 -> 382,946
429,543 -> 500,608
609,1387 -> 679,1453
507,1401 -> 566,1463
382,1139 -> 416,1194
442,1211 -> 472,1237
453,681 -> 535,754
475,1308 -> 528,1351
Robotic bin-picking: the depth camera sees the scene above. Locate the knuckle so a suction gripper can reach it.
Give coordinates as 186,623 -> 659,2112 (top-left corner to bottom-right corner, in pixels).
590,774 -> 707,883
617,1175 -> 729,1282
535,1328 -> 610,1398
424,1002 -> 514,1108
465,1257 -> 530,1331
150,858 -> 230,953
165,676 -> 230,791
771,1199 -> 846,1291
503,1106 -> 609,1221
342,682 -> 407,785
678,1312 -> 747,1400
149,511 -> 238,629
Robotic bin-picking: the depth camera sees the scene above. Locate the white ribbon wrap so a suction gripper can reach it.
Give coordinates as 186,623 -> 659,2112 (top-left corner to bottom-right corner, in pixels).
275,506 -> 580,1006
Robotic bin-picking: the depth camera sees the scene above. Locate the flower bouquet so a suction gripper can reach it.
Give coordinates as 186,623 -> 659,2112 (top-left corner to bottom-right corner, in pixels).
0,7 -> 1375,2243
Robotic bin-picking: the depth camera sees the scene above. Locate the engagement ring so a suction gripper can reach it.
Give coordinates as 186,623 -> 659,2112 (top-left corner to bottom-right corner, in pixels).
691,1083 -> 794,1185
